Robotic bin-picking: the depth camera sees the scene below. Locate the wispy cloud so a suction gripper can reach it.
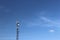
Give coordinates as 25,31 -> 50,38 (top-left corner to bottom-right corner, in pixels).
0,6 -> 4,9
49,29 -> 55,32
0,6 -> 11,13
25,16 -> 60,28
40,17 -> 52,22
41,17 -> 60,27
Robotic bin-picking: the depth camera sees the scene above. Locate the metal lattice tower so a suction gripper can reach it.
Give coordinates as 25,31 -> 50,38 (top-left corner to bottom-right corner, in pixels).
16,20 -> 20,40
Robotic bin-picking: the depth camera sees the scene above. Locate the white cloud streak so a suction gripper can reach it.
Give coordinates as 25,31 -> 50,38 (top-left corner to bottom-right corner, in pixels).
49,29 -> 55,32
26,16 -> 60,28
41,17 -> 60,27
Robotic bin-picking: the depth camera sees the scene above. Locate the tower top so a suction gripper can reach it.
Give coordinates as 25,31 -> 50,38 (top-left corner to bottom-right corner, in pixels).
16,19 -> 20,28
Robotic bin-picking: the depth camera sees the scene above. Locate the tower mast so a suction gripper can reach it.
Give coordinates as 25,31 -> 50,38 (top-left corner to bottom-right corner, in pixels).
16,20 -> 20,40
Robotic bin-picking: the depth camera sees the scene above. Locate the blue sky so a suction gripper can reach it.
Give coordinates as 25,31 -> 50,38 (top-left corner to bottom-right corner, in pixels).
0,0 -> 60,40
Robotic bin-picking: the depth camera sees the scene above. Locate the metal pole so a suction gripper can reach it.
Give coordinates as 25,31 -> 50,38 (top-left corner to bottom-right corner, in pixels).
16,20 -> 19,40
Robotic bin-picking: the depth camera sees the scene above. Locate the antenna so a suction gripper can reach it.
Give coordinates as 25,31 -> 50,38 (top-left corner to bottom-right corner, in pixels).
16,19 -> 20,40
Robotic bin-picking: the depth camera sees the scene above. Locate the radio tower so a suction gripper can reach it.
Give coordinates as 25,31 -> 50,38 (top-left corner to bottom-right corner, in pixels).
16,20 -> 20,40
